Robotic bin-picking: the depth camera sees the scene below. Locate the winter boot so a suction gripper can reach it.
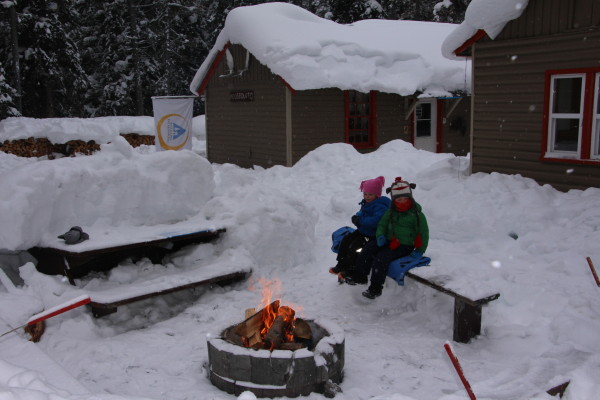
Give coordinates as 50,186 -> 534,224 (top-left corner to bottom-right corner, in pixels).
342,271 -> 368,285
362,284 -> 382,299
329,264 -> 342,274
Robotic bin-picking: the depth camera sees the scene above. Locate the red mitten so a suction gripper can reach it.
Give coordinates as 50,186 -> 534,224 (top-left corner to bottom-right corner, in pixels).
414,234 -> 422,248
389,237 -> 400,250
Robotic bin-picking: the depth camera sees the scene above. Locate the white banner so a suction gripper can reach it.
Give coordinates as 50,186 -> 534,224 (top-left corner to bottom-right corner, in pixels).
152,96 -> 195,151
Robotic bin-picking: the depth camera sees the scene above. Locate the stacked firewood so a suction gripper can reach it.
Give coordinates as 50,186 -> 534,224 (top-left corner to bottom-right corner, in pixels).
0,137 -> 55,158
1,133 -> 155,158
121,133 -> 155,147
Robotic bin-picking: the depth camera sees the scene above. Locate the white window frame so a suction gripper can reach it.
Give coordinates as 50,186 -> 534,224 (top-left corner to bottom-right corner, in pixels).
546,73 -> 585,158
592,73 -> 600,159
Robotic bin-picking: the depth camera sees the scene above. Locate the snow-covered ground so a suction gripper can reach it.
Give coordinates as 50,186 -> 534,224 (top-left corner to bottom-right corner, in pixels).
1,116 -> 599,400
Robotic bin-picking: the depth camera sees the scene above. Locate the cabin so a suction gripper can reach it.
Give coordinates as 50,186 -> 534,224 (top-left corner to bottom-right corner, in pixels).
443,0 -> 600,191
190,3 -> 471,168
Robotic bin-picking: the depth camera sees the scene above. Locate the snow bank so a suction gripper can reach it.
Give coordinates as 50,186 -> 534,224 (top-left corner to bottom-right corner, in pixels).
0,137 -> 214,251
0,115 -> 206,144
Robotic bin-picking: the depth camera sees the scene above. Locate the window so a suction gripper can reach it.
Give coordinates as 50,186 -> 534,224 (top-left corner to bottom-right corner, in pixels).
543,69 -> 600,163
415,102 -> 432,137
344,90 -> 376,148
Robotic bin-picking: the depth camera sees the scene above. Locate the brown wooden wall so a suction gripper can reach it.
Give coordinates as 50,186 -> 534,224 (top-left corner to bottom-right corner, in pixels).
472,0 -> 600,191
204,44 -> 470,168
498,0 -> 600,39
441,98 -> 471,156
205,44 -> 287,168
376,93 -> 411,147
290,89 -> 345,164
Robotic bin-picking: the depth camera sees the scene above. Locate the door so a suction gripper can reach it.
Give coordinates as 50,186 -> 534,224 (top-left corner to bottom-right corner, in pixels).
414,99 -> 437,152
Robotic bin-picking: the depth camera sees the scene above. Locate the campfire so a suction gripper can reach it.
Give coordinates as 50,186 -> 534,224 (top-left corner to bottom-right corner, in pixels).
225,300 -> 312,351
223,279 -> 312,350
207,279 -> 345,398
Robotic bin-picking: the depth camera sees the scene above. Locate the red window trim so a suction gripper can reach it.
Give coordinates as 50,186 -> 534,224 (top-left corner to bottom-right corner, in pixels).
344,91 -> 377,149
541,67 -> 600,164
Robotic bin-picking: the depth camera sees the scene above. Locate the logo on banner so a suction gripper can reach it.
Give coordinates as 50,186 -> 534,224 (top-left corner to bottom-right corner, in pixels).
156,113 -> 190,150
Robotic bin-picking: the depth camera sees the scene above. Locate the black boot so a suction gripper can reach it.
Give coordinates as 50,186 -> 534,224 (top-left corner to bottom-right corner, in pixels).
342,271 -> 368,285
362,284 -> 382,299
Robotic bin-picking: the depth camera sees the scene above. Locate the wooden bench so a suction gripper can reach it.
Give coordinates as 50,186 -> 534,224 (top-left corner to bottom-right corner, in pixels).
30,228 -> 227,284
88,265 -> 252,317
28,227 -> 252,317
403,267 -> 500,343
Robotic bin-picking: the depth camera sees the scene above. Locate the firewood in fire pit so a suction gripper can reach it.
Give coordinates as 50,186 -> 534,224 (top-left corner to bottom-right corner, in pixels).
244,308 -> 256,319
294,318 -> 312,340
264,315 -> 286,349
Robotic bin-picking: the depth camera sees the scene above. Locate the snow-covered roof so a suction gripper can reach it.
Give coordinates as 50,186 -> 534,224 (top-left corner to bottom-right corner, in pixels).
442,0 -> 529,60
190,2 -> 471,98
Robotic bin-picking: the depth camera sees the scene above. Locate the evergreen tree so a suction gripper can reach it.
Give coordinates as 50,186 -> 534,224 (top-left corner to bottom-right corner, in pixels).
322,0 -> 383,23
433,0 -> 470,23
76,1 -> 149,116
148,2 -> 207,97
13,0 -> 88,117
0,61 -> 21,118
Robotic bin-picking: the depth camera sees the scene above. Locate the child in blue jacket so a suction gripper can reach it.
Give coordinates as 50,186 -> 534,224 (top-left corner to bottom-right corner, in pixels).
329,176 -> 391,279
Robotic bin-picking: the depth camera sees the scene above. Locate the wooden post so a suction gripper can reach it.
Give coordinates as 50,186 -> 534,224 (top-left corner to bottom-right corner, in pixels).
586,257 -> 600,287
453,299 -> 482,343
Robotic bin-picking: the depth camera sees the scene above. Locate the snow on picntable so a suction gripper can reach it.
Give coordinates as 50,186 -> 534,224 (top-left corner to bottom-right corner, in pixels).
1,116 -> 600,400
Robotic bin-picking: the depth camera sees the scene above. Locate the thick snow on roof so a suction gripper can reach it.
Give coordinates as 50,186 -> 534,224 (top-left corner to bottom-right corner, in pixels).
190,2 -> 470,98
442,0 -> 529,60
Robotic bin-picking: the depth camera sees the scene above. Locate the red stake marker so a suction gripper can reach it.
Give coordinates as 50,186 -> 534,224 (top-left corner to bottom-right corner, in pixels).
586,257 -> 600,287
1,295 -> 90,338
444,342 -> 477,400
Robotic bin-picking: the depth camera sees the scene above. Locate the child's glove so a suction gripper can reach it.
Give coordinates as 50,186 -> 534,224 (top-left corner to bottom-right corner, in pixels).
351,215 -> 361,227
376,235 -> 388,247
389,237 -> 400,250
410,250 -> 423,259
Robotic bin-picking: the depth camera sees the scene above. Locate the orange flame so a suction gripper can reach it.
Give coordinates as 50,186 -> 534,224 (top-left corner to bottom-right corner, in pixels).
252,278 -> 297,345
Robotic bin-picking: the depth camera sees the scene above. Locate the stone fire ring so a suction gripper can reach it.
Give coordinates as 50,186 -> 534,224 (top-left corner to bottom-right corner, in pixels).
207,319 -> 345,398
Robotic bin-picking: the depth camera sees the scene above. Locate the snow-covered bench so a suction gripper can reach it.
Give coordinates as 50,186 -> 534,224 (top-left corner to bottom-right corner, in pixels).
30,228 -> 227,284
402,265 -> 500,343
87,263 -> 252,317
28,226 -> 252,317
332,227 -> 500,343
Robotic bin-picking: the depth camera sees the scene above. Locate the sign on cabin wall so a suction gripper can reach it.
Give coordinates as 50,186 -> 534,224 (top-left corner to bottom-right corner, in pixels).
230,90 -> 254,102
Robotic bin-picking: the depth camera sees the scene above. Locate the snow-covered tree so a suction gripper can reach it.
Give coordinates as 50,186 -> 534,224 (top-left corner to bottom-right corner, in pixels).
0,61 -> 21,118
433,0 -> 470,23
14,0 -> 88,117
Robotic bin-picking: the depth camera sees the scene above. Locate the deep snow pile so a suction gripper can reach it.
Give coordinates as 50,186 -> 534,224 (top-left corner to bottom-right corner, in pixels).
1,117 -> 600,400
0,137 -> 214,251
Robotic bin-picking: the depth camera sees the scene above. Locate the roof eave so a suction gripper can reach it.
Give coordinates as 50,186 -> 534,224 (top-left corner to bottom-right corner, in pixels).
194,42 -> 231,96
453,29 -> 487,57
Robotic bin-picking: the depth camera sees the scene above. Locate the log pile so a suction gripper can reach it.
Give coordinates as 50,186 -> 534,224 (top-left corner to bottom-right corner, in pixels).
0,133 -> 155,158
121,133 -> 155,147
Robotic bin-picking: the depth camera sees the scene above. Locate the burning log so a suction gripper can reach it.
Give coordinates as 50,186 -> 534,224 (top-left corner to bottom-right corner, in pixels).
294,318 -> 311,340
264,315 -> 286,349
225,300 -> 311,351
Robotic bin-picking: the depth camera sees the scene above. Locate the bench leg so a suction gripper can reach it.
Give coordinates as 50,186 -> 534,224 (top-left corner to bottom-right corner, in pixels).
453,299 -> 482,343
91,305 -> 118,318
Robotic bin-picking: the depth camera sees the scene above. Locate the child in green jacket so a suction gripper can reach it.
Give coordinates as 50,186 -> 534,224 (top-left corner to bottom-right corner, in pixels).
343,177 -> 429,299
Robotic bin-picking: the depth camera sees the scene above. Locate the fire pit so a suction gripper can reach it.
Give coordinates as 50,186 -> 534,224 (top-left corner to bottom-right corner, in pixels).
207,300 -> 345,398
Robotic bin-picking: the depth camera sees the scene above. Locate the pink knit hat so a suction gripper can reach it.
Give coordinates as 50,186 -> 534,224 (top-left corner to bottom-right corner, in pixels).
359,176 -> 385,197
